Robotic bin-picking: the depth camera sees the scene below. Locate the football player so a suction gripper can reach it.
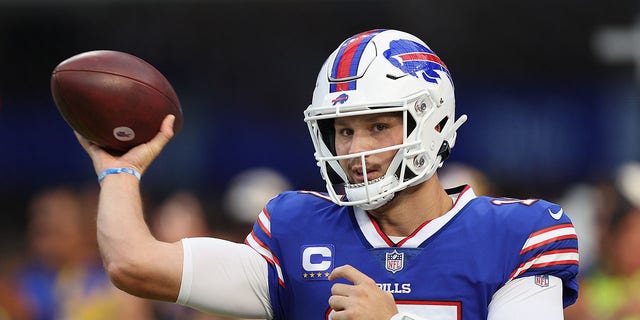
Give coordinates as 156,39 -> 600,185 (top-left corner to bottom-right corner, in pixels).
75,29 -> 579,320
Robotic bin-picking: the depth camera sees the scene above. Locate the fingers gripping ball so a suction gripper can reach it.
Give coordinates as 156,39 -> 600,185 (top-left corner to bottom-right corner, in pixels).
51,50 -> 183,152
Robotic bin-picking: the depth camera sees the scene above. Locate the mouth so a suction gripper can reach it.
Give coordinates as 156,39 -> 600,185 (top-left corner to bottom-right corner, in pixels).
347,165 -> 382,185
345,175 -> 387,188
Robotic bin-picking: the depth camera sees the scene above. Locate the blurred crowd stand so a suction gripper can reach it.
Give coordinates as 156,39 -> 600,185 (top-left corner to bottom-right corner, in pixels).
0,185 -> 150,319
564,161 -> 640,320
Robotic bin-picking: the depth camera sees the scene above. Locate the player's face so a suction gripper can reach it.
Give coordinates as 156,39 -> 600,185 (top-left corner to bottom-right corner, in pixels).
334,112 -> 403,184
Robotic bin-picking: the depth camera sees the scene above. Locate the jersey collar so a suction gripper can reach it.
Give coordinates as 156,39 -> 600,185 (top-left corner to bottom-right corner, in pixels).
352,185 -> 476,248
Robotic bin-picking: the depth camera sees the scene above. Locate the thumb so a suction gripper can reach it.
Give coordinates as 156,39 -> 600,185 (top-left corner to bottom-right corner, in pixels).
123,114 -> 176,174
148,114 -> 176,152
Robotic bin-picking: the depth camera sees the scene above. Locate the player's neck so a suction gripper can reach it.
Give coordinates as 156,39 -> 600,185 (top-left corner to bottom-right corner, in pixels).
367,174 -> 453,237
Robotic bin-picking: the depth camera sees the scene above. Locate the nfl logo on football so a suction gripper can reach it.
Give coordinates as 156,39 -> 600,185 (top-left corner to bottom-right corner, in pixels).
385,250 -> 404,274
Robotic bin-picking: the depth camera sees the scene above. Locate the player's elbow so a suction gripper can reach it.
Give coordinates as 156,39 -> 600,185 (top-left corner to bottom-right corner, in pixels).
101,241 -> 182,301
104,257 -> 151,297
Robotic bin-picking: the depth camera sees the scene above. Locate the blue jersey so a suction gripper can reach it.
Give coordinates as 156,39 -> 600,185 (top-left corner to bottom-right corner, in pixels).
245,186 -> 579,320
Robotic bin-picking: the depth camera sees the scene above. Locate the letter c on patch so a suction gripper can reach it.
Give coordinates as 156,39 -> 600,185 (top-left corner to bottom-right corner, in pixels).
302,245 -> 334,272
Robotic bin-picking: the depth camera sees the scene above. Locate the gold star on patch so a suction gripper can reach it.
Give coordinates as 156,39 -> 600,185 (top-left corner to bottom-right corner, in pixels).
310,273 -> 315,278
303,273 -> 308,278
325,272 -> 330,277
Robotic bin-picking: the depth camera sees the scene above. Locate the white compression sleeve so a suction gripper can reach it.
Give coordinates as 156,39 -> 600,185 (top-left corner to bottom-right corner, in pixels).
177,237 -> 273,319
488,275 -> 564,320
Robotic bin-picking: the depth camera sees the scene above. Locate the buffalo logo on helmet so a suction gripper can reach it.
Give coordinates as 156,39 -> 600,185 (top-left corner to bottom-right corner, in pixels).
383,39 -> 451,85
331,93 -> 349,105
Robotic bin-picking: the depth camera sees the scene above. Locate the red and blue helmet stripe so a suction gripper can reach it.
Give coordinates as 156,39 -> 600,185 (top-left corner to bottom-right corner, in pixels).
329,29 -> 385,93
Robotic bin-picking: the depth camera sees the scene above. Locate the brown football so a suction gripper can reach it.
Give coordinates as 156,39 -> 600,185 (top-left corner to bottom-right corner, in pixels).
51,50 -> 183,152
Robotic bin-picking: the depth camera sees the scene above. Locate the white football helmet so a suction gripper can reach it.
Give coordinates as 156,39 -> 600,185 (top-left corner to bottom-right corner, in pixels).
304,29 -> 467,210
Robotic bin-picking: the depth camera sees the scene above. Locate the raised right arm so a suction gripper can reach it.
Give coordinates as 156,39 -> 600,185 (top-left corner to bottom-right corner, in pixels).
97,170 -> 183,300
76,116 -> 273,318
75,115 -> 183,301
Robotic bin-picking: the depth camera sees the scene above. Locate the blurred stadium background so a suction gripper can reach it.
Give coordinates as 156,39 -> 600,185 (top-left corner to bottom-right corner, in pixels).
0,0 -> 638,240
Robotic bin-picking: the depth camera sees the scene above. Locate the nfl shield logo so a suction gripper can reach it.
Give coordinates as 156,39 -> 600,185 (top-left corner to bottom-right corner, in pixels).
535,274 -> 549,287
385,250 -> 404,274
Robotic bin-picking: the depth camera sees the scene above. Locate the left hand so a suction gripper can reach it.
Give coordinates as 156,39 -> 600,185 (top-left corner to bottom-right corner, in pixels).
328,265 -> 398,320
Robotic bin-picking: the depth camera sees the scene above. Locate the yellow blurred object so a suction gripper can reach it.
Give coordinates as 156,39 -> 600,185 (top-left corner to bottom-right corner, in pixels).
582,271 -> 640,320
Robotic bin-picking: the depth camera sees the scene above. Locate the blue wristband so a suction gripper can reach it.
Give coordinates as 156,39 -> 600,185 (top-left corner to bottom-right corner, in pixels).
98,167 -> 142,183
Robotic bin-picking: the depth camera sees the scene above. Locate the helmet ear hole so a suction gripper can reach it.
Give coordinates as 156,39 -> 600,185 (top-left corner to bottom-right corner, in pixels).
435,116 -> 449,133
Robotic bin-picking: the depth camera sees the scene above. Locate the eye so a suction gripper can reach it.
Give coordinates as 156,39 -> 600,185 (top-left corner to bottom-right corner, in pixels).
373,123 -> 388,132
338,128 -> 353,136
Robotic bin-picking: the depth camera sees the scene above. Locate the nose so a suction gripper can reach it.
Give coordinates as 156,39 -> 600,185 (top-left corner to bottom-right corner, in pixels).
347,131 -> 374,155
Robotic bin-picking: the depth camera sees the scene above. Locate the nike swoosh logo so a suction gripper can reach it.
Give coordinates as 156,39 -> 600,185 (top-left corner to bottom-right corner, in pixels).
548,208 -> 563,220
